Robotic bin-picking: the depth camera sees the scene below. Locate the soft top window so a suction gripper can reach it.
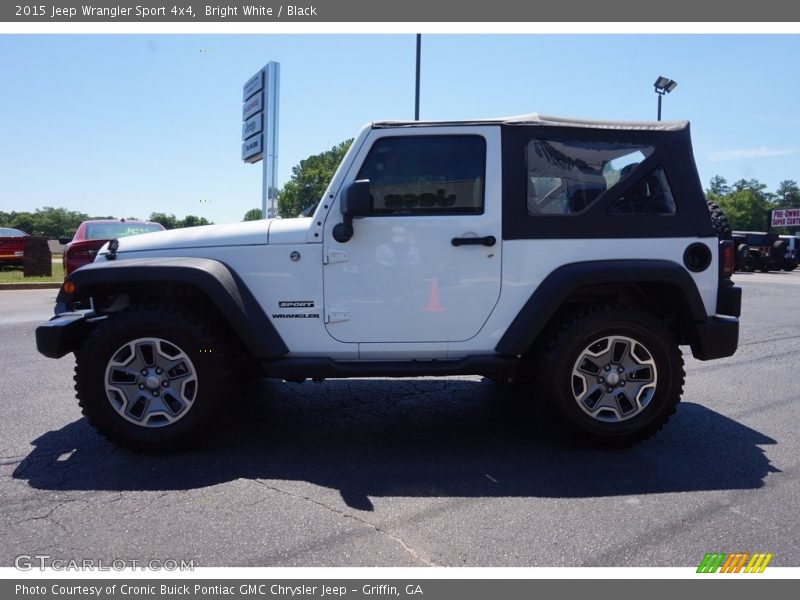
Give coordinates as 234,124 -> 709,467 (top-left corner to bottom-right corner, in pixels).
527,140 -> 654,215
608,167 -> 677,215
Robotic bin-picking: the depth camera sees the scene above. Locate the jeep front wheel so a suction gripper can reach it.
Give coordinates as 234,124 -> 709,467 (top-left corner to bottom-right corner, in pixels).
536,306 -> 684,447
74,306 -> 230,452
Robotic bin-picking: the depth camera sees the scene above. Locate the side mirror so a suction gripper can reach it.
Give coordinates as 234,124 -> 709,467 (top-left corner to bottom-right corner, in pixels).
58,238 -> 72,245
340,179 -> 371,217
333,179 -> 370,243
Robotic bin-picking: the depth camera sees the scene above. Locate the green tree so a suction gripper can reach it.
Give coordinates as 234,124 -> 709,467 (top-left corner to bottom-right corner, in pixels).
1,207 -> 90,237
148,212 -> 179,230
10,212 -> 37,234
775,180 -> 800,208
243,208 -> 263,221
35,206 -> 91,238
178,215 -> 212,228
716,188 -> 771,231
732,178 -> 775,203
147,212 -> 212,229
707,175 -> 730,196
277,139 -> 353,218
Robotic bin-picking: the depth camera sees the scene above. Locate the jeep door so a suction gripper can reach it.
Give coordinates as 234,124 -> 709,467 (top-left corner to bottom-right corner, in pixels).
322,126 -> 502,344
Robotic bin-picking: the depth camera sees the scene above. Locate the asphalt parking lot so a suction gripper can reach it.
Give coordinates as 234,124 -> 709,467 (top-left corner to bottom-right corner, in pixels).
1,271 -> 798,568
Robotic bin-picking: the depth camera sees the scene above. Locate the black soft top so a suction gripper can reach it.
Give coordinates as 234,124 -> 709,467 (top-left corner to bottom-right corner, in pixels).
372,113 -> 712,240
373,113 -> 689,132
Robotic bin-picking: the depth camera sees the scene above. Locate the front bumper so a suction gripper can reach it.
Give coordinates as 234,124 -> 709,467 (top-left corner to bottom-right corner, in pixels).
35,311 -> 95,359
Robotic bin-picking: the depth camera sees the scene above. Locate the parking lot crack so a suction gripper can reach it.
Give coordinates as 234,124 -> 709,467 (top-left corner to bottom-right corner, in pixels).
127,492 -> 171,516
18,499 -> 75,533
251,479 -> 437,566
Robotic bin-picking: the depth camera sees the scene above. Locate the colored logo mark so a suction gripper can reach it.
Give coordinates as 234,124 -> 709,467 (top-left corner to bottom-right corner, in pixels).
697,552 -> 773,573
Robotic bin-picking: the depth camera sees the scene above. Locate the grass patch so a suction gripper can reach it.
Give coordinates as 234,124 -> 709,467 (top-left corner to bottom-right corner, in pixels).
0,262 -> 64,284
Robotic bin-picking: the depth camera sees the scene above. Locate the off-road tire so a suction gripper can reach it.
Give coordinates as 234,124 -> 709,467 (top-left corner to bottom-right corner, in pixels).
74,305 -> 233,452
531,305 -> 684,447
707,200 -> 732,240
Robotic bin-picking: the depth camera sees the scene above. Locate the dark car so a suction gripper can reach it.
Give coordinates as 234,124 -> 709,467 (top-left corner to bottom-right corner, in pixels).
0,227 -> 29,267
63,219 -> 165,276
732,231 -> 787,272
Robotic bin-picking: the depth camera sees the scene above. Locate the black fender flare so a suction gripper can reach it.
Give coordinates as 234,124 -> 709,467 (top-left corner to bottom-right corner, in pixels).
495,259 -> 708,356
57,257 -> 289,359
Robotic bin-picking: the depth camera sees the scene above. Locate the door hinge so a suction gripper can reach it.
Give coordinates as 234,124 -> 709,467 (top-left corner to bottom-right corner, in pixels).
323,250 -> 348,265
325,307 -> 350,324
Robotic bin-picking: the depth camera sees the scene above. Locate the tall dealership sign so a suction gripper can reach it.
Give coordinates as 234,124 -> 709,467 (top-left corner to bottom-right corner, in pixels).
242,62 -> 279,218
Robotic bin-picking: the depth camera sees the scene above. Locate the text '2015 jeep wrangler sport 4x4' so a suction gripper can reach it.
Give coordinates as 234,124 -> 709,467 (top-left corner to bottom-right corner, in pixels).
36,114 -> 741,451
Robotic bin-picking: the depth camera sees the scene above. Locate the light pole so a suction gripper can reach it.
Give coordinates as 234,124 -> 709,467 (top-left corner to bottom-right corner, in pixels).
415,34 -> 421,120
653,76 -> 677,121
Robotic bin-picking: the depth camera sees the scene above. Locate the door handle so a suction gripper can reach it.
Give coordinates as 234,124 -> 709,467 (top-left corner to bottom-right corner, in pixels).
451,235 -> 496,247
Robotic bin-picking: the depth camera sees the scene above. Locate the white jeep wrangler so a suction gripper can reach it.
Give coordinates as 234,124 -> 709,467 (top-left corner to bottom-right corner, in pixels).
36,114 -> 741,451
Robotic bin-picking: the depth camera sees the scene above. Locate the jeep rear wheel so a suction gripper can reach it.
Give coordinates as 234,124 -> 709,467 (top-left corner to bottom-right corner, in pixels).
74,306 -> 231,452
535,306 -> 684,447
570,334 -> 658,423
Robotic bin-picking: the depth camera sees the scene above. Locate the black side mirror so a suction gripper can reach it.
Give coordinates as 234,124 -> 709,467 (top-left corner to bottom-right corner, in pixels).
58,238 -> 72,245
340,179 -> 371,216
333,179 -> 370,243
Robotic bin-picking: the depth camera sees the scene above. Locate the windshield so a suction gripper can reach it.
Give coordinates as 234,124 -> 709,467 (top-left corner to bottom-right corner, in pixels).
85,223 -> 164,240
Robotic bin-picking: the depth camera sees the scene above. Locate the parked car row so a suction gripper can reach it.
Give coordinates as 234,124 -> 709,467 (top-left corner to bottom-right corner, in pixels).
0,219 -> 165,276
732,231 -> 799,272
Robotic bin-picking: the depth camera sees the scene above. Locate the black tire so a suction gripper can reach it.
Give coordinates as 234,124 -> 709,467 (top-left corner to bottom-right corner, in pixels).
771,240 -> 787,263
74,305 -> 232,452
736,244 -> 749,259
707,201 -> 732,240
531,305 -> 684,447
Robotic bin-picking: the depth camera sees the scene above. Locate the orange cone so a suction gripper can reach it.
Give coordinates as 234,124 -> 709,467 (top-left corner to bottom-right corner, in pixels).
422,278 -> 445,312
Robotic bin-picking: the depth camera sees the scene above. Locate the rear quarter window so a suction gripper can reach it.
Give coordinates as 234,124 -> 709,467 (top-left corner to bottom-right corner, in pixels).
526,140 -> 653,215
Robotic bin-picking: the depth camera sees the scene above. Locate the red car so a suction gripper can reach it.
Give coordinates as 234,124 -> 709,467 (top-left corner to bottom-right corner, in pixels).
0,227 -> 29,266
63,219 -> 165,276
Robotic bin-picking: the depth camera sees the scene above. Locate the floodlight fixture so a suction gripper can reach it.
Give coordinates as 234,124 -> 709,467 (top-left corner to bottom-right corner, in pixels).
653,76 -> 678,121
654,76 -> 671,90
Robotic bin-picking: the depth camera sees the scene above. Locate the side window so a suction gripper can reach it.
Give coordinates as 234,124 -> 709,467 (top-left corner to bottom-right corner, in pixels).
608,167 -> 677,215
526,140 -> 653,215
356,136 -> 485,215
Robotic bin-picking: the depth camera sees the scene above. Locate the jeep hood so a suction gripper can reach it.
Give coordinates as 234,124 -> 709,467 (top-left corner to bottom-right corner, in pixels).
100,220 -> 275,255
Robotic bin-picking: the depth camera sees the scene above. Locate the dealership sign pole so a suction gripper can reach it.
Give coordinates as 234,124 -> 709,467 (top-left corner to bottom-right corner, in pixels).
242,62 -> 280,218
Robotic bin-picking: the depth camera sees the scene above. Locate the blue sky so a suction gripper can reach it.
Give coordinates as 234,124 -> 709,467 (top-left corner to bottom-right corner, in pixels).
1,34 -> 799,223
